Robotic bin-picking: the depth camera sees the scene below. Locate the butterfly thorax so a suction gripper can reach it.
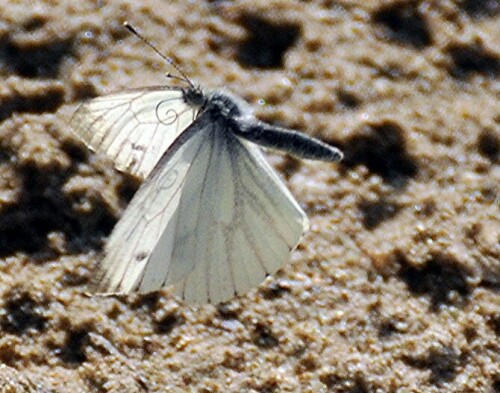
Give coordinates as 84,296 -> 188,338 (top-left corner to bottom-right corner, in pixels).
204,91 -> 253,125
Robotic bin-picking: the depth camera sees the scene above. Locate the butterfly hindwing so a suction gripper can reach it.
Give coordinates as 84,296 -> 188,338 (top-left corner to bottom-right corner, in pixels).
172,135 -> 308,304
150,125 -> 307,303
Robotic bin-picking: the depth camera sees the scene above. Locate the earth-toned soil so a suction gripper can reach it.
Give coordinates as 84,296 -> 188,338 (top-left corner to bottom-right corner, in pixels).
0,0 -> 498,392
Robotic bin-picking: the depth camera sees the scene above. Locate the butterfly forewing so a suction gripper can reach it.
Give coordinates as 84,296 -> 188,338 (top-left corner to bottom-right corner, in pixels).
90,115 -> 211,293
69,87 -> 197,179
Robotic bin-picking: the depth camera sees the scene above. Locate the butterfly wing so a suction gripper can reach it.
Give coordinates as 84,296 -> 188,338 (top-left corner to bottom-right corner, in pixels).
90,111 -> 307,304
69,87 -> 197,179
90,113 -> 212,293
132,124 -> 308,304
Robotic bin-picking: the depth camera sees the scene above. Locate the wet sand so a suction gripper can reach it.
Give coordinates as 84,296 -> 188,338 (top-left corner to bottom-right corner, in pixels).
0,1 -> 498,392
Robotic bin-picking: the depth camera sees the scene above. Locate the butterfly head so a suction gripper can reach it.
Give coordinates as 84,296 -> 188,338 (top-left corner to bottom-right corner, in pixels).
182,86 -> 207,109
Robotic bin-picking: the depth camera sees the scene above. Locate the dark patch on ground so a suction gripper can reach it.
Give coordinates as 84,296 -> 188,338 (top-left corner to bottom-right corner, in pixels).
153,307 -> 184,335
319,373 -> 371,393
402,345 -> 464,385
337,89 -> 361,110
259,279 -> 291,300
485,311 -> 499,336
460,0 -> 500,19
251,378 -> 279,393
477,129 -> 499,162
0,35 -> 73,79
117,176 -> 141,205
340,121 -> 418,188
252,322 -> 279,348
71,81 -> 99,102
377,320 -> 400,338
1,290 -> 47,334
0,86 -> 65,122
237,14 -> 301,69
273,155 -> 302,181
373,1 -> 432,49
216,301 -> 241,319
397,254 -> 472,311
153,312 -> 182,334
358,197 -> 401,230
21,15 -> 48,32
58,329 -> 89,364
129,291 -> 160,311
446,41 -> 500,79
492,377 -> 500,393
59,139 -> 90,167
0,164 -> 116,259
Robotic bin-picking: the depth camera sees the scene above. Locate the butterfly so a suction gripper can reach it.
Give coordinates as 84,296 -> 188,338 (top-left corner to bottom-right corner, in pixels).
68,23 -> 343,304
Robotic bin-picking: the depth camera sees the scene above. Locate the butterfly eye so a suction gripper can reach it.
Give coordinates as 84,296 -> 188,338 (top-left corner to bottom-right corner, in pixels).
183,86 -> 206,107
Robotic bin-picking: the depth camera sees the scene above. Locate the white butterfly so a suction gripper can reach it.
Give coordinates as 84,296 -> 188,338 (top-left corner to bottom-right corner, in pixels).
69,25 -> 342,304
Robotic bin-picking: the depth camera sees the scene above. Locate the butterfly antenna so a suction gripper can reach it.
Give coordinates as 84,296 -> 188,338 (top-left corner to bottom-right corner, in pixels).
123,21 -> 195,88
165,72 -> 189,83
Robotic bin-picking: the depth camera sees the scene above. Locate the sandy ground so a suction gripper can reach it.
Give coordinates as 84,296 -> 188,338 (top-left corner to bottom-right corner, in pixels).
0,0 -> 498,392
